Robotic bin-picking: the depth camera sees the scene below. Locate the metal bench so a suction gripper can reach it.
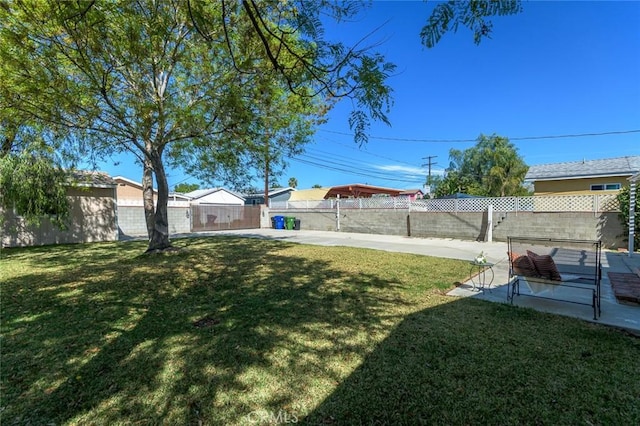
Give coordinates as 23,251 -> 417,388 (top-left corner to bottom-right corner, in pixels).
507,237 -> 602,320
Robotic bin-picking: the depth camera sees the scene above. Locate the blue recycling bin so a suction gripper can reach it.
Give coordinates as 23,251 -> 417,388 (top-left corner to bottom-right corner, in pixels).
273,215 -> 285,229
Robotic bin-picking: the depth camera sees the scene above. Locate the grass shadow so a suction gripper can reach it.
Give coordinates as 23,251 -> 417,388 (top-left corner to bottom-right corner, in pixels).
304,298 -> 640,424
2,236 -> 423,424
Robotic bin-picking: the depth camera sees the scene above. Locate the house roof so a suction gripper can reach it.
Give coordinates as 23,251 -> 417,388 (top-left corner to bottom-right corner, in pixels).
184,188 -> 245,200
244,187 -> 295,198
114,175 -> 144,189
324,184 -> 404,199
525,156 -> 640,181
399,189 -> 424,196
114,175 -> 159,193
71,171 -> 117,188
168,192 -> 192,200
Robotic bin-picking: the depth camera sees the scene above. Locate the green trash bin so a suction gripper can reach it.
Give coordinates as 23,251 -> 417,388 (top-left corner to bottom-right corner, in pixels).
284,216 -> 295,230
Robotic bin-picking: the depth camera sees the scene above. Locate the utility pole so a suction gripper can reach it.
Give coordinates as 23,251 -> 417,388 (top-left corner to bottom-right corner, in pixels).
422,155 -> 438,188
263,134 -> 270,206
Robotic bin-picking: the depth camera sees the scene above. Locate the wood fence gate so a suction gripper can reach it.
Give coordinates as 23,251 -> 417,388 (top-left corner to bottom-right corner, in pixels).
190,205 -> 261,232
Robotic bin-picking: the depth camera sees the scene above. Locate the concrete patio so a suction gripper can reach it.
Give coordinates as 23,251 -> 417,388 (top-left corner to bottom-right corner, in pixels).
449,248 -> 640,333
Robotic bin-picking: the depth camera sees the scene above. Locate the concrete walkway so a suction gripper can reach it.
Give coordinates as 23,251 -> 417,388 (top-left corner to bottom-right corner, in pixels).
182,228 -> 640,333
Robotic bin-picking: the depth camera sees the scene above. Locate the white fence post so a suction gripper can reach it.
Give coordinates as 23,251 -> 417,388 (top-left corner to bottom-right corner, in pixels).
629,180 -> 636,256
487,204 -> 493,242
336,194 -> 341,232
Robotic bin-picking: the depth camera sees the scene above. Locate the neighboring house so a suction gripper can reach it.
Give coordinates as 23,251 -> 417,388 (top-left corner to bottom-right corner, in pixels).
114,176 -> 190,205
244,187 -> 295,205
288,187 -> 330,201
184,188 -> 245,205
1,171 -> 118,247
324,184 -> 404,199
114,175 -> 155,205
526,156 -> 640,195
399,189 -> 425,201
435,193 -> 480,199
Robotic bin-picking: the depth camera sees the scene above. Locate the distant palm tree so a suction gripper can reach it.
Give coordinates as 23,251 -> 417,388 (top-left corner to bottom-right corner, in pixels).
288,177 -> 298,188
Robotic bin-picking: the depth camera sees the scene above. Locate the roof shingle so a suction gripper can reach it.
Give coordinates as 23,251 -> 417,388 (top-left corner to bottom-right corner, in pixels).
525,156 -> 640,181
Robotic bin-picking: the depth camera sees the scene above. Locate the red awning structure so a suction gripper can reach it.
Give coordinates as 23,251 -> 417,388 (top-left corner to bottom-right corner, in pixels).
324,184 -> 403,199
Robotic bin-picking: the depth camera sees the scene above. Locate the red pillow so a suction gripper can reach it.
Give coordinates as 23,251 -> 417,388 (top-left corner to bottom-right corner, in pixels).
527,250 -> 562,281
508,251 -> 539,277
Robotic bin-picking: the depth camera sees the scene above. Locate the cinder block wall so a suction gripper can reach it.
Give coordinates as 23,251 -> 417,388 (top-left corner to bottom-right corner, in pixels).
117,206 -> 191,238
270,210 -> 337,232
410,212 -> 485,240
491,211 -> 623,249
269,209 -> 626,249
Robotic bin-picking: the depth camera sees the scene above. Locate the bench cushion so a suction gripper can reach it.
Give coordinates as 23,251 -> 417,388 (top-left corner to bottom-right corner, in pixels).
527,250 -> 562,281
508,251 -> 539,277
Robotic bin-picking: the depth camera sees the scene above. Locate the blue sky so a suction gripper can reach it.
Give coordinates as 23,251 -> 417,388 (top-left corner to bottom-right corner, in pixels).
96,1 -> 640,191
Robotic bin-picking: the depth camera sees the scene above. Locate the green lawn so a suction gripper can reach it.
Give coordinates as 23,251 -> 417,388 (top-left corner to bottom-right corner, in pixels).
1,236 -> 639,425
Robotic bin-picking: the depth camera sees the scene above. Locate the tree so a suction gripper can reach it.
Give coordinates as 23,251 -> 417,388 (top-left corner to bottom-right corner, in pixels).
288,177 -> 298,189
421,0 -> 522,48
312,184 -> 323,189
174,183 -> 200,193
0,149 -> 69,229
437,134 -> 529,197
1,1 -> 521,251
0,117 -> 76,228
1,1 -> 395,252
269,180 -> 282,189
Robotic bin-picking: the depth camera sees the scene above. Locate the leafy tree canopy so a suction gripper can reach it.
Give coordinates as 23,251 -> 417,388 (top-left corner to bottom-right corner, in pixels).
0,0 -> 395,251
435,134 -> 529,198
0,149 -> 69,228
421,0 -> 522,48
0,117 -> 76,228
174,183 -> 200,194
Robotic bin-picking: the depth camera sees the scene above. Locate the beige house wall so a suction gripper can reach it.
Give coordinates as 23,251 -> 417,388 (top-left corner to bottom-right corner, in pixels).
117,182 -> 144,199
534,176 -> 630,195
116,180 -> 157,203
1,187 -> 118,247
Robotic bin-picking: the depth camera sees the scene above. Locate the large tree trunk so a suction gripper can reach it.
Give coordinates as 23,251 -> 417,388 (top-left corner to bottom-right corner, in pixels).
146,149 -> 172,252
142,159 -> 155,239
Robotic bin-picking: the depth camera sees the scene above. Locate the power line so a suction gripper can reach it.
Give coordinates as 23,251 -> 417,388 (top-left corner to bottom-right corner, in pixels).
306,146 -> 425,174
296,152 -> 424,182
290,157 -> 425,184
320,129 -> 640,143
315,135 -> 421,168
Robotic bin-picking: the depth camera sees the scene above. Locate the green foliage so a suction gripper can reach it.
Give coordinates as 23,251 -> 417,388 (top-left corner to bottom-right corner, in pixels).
421,0 -> 522,48
173,183 -> 200,193
0,151 -> 69,228
269,180 -> 282,189
616,185 -> 640,249
312,184 -> 323,189
436,134 -> 529,198
288,177 -> 298,188
1,1 -> 396,250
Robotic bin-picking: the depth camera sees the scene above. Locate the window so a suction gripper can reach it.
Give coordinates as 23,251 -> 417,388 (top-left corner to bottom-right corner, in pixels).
590,183 -> 621,191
